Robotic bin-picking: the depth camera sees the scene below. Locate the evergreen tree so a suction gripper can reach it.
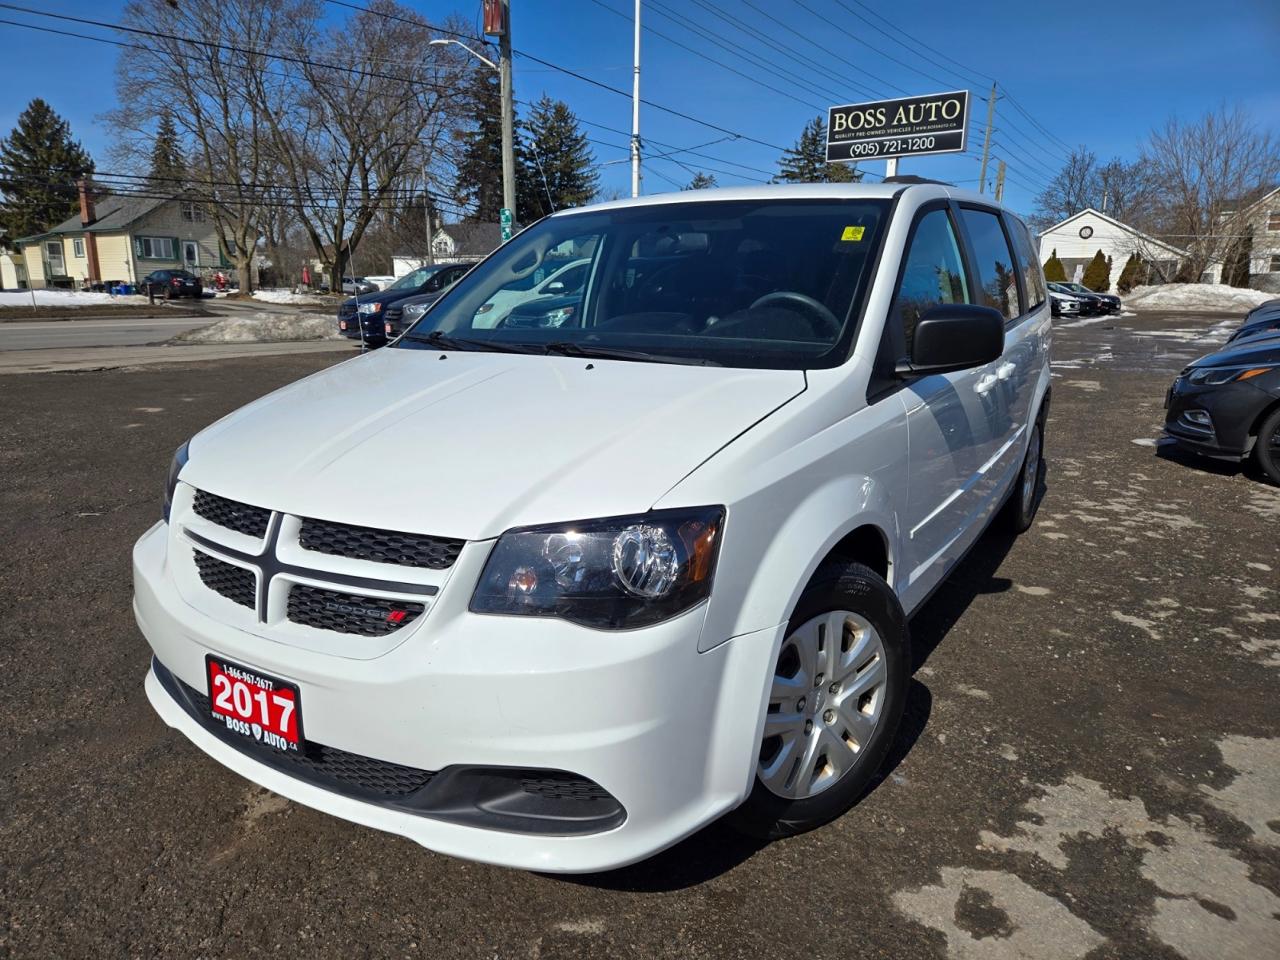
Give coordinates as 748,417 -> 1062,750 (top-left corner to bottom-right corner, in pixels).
774,116 -> 859,184
1043,248 -> 1067,282
148,114 -> 186,188
515,96 -> 599,221
453,66 -> 504,221
684,171 -> 718,190
1116,254 -> 1141,293
0,98 -> 94,238
1082,248 -> 1110,291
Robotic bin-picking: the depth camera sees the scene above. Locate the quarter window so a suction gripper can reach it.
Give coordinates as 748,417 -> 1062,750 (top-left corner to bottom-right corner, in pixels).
891,208 -> 970,351
960,208 -> 1022,321
1006,216 -> 1046,310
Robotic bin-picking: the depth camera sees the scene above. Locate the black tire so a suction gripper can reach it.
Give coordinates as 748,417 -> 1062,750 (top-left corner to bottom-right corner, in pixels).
729,561 -> 909,840
1253,405 -> 1280,486
998,412 -> 1046,534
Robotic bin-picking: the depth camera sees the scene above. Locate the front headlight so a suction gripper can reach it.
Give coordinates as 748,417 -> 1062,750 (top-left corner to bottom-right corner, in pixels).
162,440 -> 190,521
403,302 -> 429,320
470,507 -> 724,629
1187,364 -> 1276,385
357,302 -> 383,315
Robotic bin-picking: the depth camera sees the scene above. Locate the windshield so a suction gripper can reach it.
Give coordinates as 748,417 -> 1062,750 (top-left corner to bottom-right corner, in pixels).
388,267 -> 442,291
395,198 -> 890,369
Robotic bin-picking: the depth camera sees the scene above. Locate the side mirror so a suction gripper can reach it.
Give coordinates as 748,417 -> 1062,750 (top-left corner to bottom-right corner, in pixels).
898,304 -> 1004,377
545,281 -> 565,293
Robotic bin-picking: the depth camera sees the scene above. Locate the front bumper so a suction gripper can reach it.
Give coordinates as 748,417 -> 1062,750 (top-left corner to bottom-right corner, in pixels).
134,522 -> 781,872
1162,377 -> 1271,458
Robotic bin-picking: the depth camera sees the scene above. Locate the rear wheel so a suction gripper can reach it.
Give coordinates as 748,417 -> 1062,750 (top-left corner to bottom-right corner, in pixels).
1253,406 -> 1280,485
730,562 -> 908,840
999,413 -> 1045,533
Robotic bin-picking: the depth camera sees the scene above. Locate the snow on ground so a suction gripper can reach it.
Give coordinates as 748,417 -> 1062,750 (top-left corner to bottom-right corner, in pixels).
251,288 -> 331,305
175,312 -> 341,343
1124,283 -> 1274,312
0,290 -> 150,307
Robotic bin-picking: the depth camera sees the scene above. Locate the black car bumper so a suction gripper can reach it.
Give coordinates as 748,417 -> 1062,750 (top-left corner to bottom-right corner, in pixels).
1163,377 -> 1273,458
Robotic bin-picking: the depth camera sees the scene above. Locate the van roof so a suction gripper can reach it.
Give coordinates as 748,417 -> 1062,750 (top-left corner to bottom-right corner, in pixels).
559,181 -> 998,216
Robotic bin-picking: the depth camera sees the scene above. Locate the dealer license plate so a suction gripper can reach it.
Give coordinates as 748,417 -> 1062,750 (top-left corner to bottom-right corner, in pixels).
206,655 -> 303,752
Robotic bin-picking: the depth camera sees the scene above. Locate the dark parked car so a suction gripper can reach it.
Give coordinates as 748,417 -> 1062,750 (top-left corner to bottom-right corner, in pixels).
1244,298 -> 1280,321
1047,282 -> 1116,316
499,294 -> 581,329
1227,307 -> 1280,344
380,266 -> 473,339
1164,336 -> 1280,483
338,262 -> 471,345
141,269 -> 203,299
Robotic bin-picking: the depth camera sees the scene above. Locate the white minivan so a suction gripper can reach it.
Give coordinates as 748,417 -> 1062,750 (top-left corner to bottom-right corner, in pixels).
135,182 -> 1051,873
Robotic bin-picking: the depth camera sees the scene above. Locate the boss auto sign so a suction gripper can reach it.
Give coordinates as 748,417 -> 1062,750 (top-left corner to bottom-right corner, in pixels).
826,90 -> 969,162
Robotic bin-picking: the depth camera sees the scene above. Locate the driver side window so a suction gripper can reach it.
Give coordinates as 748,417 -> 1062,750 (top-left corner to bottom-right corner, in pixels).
892,209 -> 970,352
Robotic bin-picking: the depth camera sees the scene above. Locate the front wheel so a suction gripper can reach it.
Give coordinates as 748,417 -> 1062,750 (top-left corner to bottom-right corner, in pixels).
1253,406 -> 1280,485
729,562 -> 909,840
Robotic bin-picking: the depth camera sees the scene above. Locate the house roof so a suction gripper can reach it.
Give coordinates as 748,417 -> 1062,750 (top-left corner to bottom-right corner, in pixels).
1040,207 -> 1187,258
17,193 -> 170,243
437,220 -> 508,255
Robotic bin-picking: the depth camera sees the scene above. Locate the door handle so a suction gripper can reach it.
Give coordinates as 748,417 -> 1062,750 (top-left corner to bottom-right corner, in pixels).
974,373 -> 998,395
997,361 -> 1016,381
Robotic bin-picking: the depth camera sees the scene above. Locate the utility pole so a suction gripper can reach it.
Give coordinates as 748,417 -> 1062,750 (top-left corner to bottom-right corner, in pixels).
994,160 -> 1006,202
630,0 -> 641,197
498,0 -> 516,237
422,166 -> 434,266
978,81 -> 997,194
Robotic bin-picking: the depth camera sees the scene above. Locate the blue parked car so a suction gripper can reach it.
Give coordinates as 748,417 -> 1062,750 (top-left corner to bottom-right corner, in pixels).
338,262 -> 471,345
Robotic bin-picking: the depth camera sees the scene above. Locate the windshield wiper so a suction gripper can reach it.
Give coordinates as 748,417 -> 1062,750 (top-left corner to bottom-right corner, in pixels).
401,331 -> 540,354
542,341 -> 722,366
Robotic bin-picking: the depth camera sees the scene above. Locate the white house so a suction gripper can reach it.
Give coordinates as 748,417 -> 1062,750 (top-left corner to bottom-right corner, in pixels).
393,221 -> 511,277
1039,208 -> 1187,287
1206,186 -> 1280,291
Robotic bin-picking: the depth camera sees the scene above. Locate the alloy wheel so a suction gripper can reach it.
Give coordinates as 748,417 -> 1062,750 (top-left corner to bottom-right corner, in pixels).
759,610 -> 889,800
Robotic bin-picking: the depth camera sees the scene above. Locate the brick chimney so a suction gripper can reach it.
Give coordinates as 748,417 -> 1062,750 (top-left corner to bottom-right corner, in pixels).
78,178 -> 96,226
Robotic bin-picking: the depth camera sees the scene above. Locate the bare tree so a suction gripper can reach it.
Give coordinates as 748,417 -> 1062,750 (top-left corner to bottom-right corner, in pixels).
109,0 -> 306,291
1139,106 -> 1280,281
254,2 -> 471,289
1031,148 -> 1151,230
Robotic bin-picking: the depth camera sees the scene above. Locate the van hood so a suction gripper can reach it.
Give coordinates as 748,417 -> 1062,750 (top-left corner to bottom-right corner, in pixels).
183,347 -> 805,540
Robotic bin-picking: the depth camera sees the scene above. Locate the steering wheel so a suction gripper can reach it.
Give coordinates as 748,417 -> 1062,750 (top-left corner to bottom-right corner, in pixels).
750,291 -> 841,338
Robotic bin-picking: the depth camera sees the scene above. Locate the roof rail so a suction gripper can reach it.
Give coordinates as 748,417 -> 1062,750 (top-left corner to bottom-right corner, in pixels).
883,175 -> 953,186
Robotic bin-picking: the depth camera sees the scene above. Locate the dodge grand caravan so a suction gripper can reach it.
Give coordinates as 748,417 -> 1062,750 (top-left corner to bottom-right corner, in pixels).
135,182 -> 1052,872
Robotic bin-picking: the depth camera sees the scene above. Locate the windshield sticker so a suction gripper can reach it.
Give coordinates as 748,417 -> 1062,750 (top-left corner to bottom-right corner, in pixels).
841,226 -> 866,242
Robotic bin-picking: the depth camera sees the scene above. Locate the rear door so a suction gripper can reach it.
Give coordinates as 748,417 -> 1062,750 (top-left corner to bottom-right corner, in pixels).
890,202 -> 998,608
954,205 -> 1029,516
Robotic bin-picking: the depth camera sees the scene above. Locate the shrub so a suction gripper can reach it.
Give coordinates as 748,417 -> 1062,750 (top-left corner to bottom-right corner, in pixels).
1043,248 -> 1067,282
1117,254 -> 1142,294
1081,249 -> 1110,291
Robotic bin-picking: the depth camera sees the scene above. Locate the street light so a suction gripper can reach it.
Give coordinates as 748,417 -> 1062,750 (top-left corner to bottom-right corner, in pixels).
430,30 -> 515,238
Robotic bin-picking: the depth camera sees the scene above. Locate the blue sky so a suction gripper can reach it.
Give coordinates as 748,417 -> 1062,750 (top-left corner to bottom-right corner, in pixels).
2,0 -> 1278,217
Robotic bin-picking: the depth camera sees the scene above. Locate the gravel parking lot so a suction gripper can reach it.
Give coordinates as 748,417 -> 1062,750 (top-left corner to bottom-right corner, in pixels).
2,310 -> 1277,959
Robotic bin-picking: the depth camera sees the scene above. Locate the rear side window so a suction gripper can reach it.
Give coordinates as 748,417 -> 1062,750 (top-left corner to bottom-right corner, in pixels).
1007,215 -> 1046,310
960,208 -> 1022,321
892,208 -> 970,351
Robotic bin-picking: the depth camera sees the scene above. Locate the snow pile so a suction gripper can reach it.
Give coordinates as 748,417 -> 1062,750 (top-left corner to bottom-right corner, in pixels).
175,312 -> 342,343
251,288 -> 331,305
0,290 -> 149,307
1124,284 -> 1274,312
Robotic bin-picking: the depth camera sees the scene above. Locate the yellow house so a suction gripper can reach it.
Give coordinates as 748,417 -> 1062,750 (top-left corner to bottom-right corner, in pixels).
13,189 -> 228,290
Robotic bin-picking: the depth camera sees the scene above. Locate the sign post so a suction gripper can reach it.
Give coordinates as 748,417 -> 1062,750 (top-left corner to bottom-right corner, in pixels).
826,90 -> 970,179
500,207 -> 513,243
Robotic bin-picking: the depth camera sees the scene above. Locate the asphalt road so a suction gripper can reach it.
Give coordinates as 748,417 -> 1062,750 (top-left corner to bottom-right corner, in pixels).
1,311 -> 1278,959
2,314 -> 214,350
